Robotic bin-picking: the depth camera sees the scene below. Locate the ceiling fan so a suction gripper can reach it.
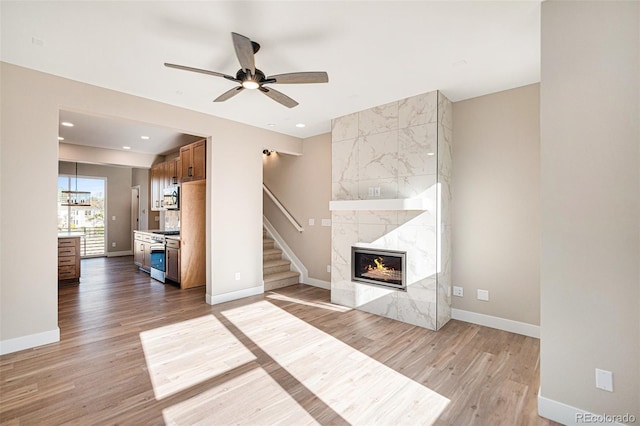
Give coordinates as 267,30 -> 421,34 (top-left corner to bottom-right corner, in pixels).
165,32 -> 329,108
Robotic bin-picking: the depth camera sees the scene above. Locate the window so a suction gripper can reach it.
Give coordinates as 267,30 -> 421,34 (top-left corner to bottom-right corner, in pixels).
58,175 -> 106,257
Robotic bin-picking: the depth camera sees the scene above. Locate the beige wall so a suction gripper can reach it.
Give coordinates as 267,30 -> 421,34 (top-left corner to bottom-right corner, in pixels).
131,168 -> 151,231
59,161 -> 133,253
0,62 -> 302,348
452,84 -> 540,325
540,1 -> 639,420
263,133 -> 332,283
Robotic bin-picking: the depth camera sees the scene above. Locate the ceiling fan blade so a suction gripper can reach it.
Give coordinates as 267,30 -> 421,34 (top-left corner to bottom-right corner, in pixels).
164,63 -> 237,81
266,72 -> 329,84
214,86 -> 244,102
259,87 -> 298,108
231,32 -> 256,75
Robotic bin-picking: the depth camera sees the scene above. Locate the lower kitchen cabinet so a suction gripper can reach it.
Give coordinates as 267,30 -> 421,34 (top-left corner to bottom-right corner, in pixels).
58,236 -> 80,283
134,231 -> 153,271
165,238 -> 180,283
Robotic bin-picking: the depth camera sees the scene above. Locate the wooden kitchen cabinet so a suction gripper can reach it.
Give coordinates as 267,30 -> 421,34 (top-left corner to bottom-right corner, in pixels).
179,180 -> 206,289
165,238 -> 180,283
165,158 -> 180,187
180,139 -> 206,182
151,157 -> 182,212
58,236 -> 80,283
150,162 -> 164,211
134,231 -> 153,271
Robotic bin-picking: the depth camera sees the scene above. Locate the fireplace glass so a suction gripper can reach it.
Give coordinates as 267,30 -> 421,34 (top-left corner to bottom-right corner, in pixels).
351,247 -> 406,291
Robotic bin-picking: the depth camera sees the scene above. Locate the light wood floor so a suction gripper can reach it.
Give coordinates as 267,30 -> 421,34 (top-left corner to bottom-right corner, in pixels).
1,256 -> 557,425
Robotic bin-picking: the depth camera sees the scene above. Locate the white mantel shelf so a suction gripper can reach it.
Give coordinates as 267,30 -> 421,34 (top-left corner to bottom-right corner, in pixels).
329,198 -> 433,211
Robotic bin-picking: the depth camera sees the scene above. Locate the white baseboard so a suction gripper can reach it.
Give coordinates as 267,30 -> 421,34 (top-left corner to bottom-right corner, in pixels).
538,392 -> 629,425
304,277 -> 331,290
107,250 -> 133,257
451,308 -> 540,338
207,285 -> 264,305
0,328 -> 60,355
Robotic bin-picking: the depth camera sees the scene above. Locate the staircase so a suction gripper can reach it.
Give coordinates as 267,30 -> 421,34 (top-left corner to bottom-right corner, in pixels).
263,229 -> 300,291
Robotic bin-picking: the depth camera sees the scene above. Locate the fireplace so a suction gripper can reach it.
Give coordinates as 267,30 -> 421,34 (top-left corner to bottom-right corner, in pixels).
351,247 -> 407,291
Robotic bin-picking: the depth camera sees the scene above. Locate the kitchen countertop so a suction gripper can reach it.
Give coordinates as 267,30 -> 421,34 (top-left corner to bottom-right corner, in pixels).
58,232 -> 84,238
135,230 -> 180,240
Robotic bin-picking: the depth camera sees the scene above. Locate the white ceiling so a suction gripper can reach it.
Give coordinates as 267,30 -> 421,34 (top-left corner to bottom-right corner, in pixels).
1,1 -> 541,150
59,110 -> 202,155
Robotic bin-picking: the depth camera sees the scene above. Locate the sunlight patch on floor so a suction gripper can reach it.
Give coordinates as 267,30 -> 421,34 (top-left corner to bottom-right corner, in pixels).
266,292 -> 353,312
222,301 -> 450,425
162,366 -> 318,425
140,315 -> 255,400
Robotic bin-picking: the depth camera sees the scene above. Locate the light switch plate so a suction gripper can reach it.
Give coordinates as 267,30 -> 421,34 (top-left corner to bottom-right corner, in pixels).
595,368 -> 613,392
453,286 -> 463,297
235,272 -> 241,281
327,265 -> 331,273
308,218 -> 315,226
321,219 -> 331,227
477,289 -> 489,301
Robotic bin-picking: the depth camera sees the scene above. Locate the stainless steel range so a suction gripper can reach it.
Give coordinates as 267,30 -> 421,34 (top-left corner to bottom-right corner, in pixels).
149,230 -> 180,283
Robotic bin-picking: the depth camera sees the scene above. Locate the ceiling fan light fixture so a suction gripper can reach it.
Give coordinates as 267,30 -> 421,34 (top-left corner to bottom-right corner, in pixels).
165,32 -> 328,108
242,79 -> 260,90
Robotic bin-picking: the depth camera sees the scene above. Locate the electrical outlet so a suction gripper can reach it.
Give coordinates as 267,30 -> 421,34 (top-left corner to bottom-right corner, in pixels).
453,286 -> 464,297
111,242 -> 116,248
327,265 -> 331,273
368,187 -> 374,197
374,187 -> 381,197
235,272 -> 241,281
321,218 -> 331,227
308,218 -> 315,226
595,369 -> 613,392
112,216 -> 116,221
477,289 -> 489,301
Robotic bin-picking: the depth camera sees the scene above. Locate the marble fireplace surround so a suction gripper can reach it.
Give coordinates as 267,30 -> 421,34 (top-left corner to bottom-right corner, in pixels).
330,90 -> 452,331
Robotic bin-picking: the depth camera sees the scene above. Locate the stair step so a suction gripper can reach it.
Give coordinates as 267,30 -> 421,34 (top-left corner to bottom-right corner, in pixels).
263,239 -> 274,249
263,259 -> 291,275
264,270 -> 300,291
263,248 -> 282,261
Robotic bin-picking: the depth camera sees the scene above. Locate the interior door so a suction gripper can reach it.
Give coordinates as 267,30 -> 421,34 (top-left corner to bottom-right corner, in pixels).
131,186 -> 140,250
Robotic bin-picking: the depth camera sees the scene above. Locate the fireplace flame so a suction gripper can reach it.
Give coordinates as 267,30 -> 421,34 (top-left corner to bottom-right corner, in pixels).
366,257 -> 395,277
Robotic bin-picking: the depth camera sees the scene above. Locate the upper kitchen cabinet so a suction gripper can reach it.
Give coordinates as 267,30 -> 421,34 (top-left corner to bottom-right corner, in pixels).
180,139 -> 206,182
150,162 -> 164,211
151,157 -> 182,211
165,157 -> 180,187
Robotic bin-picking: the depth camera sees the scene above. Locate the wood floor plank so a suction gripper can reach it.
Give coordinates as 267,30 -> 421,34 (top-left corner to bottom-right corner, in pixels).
0,256 -> 557,425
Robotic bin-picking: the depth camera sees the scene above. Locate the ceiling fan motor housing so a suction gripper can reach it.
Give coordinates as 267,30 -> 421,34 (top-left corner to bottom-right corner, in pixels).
237,68 -> 266,84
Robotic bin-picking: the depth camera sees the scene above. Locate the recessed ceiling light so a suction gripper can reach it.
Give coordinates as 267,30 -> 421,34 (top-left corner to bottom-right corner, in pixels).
267,123 -> 276,127
295,123 -> 306,128
61,122 -> 74,127
58,136 -> 64,141
123,146 -> 131,150
427,152 -> 435,156
140,136 -> 150,140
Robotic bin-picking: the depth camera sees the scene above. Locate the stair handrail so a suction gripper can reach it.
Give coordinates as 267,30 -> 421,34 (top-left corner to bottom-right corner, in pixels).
263,183 -> 304,232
